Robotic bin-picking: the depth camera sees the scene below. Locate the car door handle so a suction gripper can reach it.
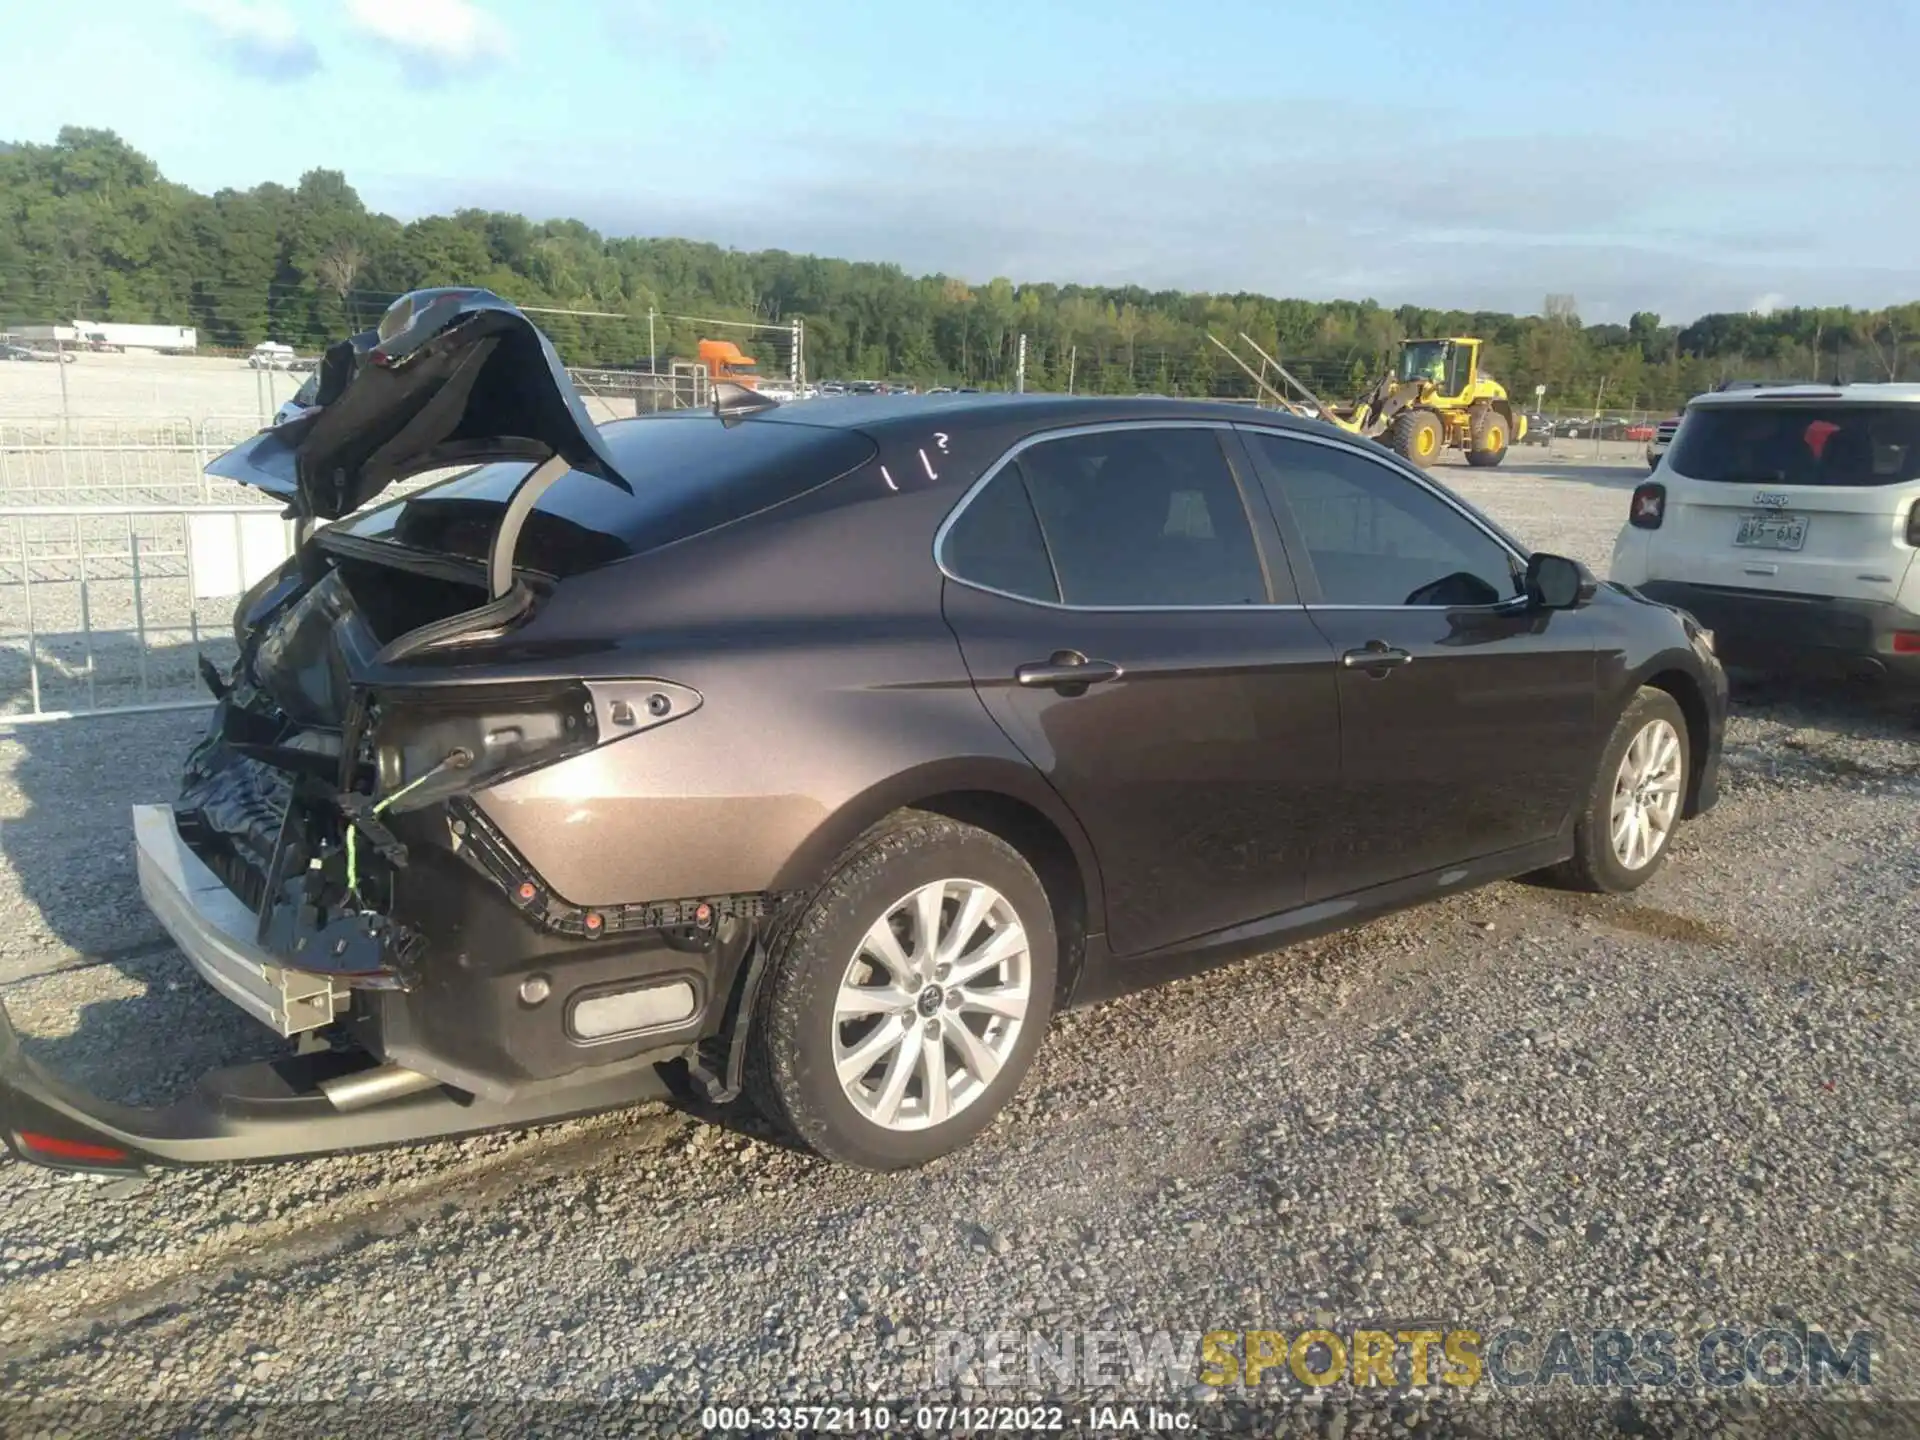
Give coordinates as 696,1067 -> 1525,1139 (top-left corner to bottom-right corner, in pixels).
1015,653 -> 1122,690
1340,642 -> 1413,672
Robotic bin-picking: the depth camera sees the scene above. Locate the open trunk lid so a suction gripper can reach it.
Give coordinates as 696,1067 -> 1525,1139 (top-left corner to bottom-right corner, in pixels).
207,288 -> 631,522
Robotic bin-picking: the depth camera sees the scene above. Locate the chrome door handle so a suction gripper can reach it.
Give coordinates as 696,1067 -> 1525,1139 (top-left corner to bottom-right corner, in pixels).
1340,642 -> 1412,671
1015,653 -> 1122,690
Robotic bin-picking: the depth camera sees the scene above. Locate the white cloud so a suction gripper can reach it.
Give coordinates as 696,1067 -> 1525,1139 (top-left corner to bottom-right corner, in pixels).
344,0 -> 510,74
1750,293 -> 1788,316
182,0 -> 321,80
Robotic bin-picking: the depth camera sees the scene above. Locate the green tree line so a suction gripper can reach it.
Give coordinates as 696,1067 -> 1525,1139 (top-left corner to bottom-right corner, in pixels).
3,127 -> 1916,412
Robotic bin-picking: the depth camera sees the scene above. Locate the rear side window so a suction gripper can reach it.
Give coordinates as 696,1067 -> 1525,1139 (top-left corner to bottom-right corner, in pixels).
1668,405 -> 1920,487
1016,428 -> 1267,606
942,466 -> 1060,602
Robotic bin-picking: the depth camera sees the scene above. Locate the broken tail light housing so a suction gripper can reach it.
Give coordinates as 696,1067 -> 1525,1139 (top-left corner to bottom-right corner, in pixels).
1630,482 -> 1666,530
369,679 -> 703,814
372,682 -> 599,814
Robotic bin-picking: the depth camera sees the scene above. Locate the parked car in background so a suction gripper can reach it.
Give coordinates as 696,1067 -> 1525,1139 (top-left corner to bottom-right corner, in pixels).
3,343 -> 76,363
1625,422 -> 1656,443
0,290 -> 1725,1177
1612,382 -> 1920,683
249,341 -> 298,370
1646,414 -> 1682,470
1518,413 -> 1550,444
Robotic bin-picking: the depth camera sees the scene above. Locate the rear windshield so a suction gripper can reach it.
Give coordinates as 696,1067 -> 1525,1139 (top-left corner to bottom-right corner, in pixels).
335,414 -> 876,576
1668,404 -> 1920,487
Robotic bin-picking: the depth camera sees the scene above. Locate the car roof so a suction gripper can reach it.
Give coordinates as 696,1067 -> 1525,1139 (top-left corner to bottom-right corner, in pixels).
1688,382 -> 1920,409
734,392 -> 1325,437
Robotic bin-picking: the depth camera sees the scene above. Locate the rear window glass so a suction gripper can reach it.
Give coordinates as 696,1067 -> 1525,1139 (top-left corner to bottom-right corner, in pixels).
1668,405 -> 1920,487
339,414 -> 877,575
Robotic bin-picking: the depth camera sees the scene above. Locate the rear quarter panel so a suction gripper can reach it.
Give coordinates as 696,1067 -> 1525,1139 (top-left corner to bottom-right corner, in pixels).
462,457 -> 1101,912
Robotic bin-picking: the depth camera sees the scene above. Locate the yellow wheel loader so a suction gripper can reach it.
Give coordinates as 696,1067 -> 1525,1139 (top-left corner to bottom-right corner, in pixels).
1327,338 -> 1526,469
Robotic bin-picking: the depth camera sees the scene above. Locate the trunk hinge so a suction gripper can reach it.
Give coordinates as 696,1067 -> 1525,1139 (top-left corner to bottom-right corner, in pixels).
488,453 -> 572,600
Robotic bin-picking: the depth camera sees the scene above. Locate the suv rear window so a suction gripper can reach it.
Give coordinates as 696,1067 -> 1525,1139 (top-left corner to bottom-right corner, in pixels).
1668,404 -> 1920,487
338,414 -> 877,575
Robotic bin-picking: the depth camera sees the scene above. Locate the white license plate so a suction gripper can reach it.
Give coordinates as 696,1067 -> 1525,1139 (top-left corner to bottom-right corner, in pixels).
1734,512 -> 1808,551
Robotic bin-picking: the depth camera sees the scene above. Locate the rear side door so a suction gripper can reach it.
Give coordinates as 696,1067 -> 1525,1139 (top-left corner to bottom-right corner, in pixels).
1653,400 -> 1920,603
938,422 -> 1342,959
1238,427 -> 1599,901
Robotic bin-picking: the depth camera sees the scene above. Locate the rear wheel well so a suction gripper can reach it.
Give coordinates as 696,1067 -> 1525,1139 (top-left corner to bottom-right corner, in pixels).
905,792 -> 1089,1008
1642,669 -> 1711,816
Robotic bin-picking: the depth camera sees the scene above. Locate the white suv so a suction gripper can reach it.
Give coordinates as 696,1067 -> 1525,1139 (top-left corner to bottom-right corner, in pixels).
1609,384 -> 1920,682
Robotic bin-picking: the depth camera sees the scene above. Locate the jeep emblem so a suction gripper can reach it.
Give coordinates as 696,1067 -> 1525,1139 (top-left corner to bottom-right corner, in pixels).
1752,491 -> 1789,509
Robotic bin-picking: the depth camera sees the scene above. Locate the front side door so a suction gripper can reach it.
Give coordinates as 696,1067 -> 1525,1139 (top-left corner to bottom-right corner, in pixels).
1238,428 -> 1599,900
939,423 -> 1341,958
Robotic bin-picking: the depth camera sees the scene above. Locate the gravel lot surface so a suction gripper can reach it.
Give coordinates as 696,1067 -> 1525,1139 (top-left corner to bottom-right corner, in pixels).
0,434 -> 1913,1435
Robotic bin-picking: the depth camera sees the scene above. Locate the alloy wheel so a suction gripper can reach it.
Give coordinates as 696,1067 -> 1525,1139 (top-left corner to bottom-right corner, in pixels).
1610,718 -> 1683,870
832,878 -> 1032,1132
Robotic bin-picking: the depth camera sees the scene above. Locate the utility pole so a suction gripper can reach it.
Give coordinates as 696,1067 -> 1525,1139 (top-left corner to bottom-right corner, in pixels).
55,329 -> 70,439
790,317 -> 801,389
1016,333 -> 1027,394
648,309 -> 656,374
1067,344 -> 1076,395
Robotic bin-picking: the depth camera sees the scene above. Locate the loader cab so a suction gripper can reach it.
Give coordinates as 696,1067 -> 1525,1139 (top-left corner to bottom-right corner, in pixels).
1395,338 -> 1479,400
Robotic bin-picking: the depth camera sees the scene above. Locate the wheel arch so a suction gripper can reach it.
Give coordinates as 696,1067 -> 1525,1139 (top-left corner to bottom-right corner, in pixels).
1638,666 -> 1713,818
768,759 -> 1104,1006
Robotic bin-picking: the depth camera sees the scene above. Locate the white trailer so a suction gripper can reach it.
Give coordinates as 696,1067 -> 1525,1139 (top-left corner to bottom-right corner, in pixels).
13,321 -> 198,353
77,322 -> 198,353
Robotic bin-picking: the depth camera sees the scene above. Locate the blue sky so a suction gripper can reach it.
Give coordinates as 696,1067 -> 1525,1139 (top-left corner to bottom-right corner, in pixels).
1,0 -> 1915,322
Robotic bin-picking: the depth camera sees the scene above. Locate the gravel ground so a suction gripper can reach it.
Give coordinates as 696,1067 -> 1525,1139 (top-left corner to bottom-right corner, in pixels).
0,449 -> 1914,1437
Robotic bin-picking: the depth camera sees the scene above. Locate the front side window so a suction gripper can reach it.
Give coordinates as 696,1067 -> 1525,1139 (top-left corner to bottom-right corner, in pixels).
1013,428 -> 1268,607
1247,433 -> 1520,607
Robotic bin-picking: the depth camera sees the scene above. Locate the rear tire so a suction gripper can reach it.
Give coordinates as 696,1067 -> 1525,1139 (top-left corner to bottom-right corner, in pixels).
1551,687 -> 1690,893
1389,409 -> 1444,467
1466,407 -> 1510,467
745,813 -> 1057,1169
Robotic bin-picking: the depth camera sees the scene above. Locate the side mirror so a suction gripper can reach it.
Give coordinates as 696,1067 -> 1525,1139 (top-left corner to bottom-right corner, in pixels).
1525,552 -> 1593,610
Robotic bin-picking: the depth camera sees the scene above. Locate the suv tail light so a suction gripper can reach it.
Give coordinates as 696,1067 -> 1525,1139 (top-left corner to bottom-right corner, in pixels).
1630,482 -> 1666,530
1906,500 -> 1920,547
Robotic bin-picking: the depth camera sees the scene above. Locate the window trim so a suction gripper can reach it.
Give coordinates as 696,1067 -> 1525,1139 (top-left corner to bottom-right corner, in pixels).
933,419 -> 1293,612
1234,422 -> 1532,612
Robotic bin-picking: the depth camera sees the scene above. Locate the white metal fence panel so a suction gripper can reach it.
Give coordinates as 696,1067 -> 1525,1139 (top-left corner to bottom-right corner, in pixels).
0,505 -> 296,723
187,510 -> 298,601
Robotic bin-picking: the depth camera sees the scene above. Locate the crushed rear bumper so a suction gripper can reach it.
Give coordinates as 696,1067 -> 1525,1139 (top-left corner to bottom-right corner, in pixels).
0,806 -> 695,1174
0,997 -> 673,1174
133,803 -> 348,1037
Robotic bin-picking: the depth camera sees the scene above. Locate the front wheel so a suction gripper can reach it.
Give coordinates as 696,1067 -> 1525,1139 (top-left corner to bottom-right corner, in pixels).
745,813 -> 1057,1169
1389,409 -> 1444,467
1552,687 -> 1690,893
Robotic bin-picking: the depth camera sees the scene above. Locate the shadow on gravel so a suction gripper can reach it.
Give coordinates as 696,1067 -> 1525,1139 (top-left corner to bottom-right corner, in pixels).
0,641 -> 286,1108
1726,669 -> 1917,734
1489,461 -> 1651,491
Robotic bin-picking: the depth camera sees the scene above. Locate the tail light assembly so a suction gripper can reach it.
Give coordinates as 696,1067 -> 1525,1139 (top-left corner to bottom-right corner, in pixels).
1906,500 -> 1920,547
368,679 -> 704,815
1630,482 -> 1666,530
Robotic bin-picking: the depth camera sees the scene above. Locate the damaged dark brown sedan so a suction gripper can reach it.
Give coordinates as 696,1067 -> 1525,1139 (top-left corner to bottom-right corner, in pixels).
0,290 -> 1726,1174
